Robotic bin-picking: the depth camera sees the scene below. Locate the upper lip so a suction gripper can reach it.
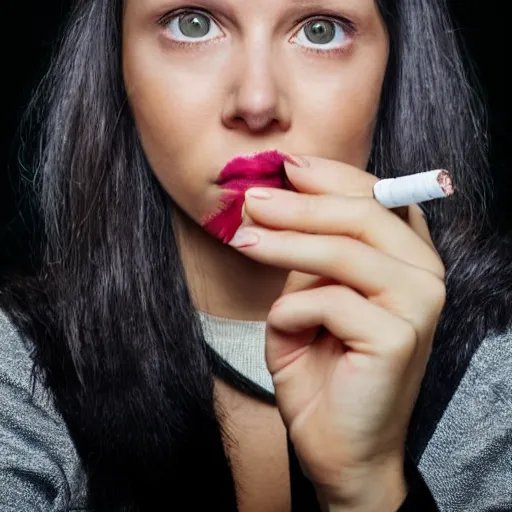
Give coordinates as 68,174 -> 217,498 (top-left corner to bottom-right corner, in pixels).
215,150 -> 288,185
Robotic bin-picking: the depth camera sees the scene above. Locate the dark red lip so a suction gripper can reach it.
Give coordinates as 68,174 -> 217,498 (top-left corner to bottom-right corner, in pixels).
214,150 -> 292,188
202,150 -> 293,244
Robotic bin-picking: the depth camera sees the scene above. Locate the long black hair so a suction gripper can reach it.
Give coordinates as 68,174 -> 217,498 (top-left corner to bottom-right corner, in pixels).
2,0 -> 511,510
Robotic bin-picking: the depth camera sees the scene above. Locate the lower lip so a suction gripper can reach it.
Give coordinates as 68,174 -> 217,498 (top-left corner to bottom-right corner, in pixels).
201,151 -> 292,244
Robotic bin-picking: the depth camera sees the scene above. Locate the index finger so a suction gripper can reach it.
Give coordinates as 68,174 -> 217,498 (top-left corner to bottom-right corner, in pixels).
284,155 -> 436,250
285,155 -> 377,196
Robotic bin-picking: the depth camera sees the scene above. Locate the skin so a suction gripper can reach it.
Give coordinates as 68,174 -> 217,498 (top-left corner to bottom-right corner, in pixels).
123,0 -> 446,509
123,0 -> 388,321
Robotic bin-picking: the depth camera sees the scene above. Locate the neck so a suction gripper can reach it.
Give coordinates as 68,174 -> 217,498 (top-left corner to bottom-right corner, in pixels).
173,208 -> 288,321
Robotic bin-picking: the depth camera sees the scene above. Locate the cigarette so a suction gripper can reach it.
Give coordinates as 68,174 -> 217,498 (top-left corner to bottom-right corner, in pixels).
373,170 -> 455,209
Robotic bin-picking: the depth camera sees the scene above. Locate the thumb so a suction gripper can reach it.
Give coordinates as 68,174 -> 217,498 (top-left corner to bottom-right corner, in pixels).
265,320 -> 320,376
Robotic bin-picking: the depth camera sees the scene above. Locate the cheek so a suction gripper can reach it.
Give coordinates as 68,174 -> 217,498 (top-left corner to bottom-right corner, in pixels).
123,48 -> 222,211
293,57 -> 386,167
126,66 -> 216,167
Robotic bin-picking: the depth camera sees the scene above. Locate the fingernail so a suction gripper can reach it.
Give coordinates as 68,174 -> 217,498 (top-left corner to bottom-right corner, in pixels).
284,154 -> 310,168
229,228 -> 260,248
246,188 -> 273,200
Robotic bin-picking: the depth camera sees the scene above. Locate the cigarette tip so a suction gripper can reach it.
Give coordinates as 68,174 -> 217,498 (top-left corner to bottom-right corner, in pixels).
437,170 -> 455,196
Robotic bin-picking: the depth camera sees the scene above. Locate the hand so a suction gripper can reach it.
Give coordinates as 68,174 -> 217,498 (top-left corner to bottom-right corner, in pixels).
228,155 -> 446,509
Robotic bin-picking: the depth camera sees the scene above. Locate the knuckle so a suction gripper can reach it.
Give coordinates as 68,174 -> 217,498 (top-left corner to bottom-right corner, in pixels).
433,257 -> 447,281
385,321 -> 418,359
418,267 -> 446,300
401,322 -> 418,344
428,276 -> 447,312
411,266 -> 445,295
440,261 -> 447,279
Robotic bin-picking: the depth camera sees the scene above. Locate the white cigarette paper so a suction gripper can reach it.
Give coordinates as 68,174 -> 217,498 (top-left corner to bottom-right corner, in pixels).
373,170 -> 454,209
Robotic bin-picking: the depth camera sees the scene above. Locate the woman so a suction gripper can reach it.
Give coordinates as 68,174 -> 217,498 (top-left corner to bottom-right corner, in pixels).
1,0 -> 511,510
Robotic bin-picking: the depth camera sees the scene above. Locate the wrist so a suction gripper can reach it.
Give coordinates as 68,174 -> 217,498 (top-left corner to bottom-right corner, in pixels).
318,455 -> 407,512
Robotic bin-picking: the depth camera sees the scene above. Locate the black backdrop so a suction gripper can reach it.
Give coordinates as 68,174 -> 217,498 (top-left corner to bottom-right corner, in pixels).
1,1 -> 511,274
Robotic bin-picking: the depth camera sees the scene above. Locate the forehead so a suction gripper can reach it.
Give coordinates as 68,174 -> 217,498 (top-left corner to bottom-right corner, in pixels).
133,0 -> 377,8
125,0 -> 381,23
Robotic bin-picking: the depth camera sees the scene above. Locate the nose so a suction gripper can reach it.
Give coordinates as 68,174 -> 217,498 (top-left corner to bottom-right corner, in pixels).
222,43 -> 290,134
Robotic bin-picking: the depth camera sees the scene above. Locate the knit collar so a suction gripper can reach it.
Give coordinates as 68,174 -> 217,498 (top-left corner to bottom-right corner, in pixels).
197,310 -> 274,394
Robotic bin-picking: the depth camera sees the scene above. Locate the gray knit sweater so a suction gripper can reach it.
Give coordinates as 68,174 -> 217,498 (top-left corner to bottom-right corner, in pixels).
1,309 -> 511,511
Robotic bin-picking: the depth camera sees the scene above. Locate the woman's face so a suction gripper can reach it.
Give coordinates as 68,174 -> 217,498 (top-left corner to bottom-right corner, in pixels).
123,0 -> 389,228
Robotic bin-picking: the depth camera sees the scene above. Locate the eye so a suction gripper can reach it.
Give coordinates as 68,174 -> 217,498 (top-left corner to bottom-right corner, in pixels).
162,10 -> 223,43
290,18 -> 353,52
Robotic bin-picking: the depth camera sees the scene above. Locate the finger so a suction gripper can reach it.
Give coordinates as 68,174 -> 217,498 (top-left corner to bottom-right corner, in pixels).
283,155 -> 435,249
265,286 -> 430,430
231,227 -> 447,334
278,271 -> 336,297
405,205 -> 433,247
283,155 -> 377,197
243,189 -> 445,280
266,285 -> 418,376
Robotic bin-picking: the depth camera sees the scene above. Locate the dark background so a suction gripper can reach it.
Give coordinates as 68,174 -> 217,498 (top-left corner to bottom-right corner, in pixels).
1,1 -> 510,274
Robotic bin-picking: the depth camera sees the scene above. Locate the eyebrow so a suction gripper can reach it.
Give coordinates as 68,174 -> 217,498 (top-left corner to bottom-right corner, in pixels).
291,0 -> 351,5
292,0 -> 331,5
290,0 -> 373,24
290,0 -> 370,17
